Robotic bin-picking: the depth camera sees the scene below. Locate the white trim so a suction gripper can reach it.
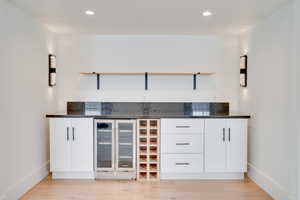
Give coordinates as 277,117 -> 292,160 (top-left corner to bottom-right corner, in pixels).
95,171 -> 136,179
52,171 -> 95,179
161,172 -> 244,180
247,163 -> 290,200
0,161 -> 49,200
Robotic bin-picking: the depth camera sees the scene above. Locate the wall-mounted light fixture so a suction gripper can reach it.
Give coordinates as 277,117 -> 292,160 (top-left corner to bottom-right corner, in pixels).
240,55 -> 247,87
49,54 -> 56,87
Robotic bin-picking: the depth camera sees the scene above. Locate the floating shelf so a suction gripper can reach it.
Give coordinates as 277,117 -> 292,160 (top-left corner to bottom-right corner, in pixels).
80,72 -> 215,90
80,72 -> 215,75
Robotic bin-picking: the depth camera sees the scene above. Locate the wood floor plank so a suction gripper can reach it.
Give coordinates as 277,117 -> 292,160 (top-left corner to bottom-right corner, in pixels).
20,176 -> 273,200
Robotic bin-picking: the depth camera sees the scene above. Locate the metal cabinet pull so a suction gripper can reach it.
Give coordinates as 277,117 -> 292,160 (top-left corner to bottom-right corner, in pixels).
175,163 -> 190,166
72,127 -> 75,141
67,127 -> 69,141
228,128 -> 231,142
222,128 -> 225,142
176,125 -> 191,128
176,143 -> 190,146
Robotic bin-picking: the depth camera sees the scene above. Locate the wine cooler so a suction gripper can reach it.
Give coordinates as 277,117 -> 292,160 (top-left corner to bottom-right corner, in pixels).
94,120 -> 136,179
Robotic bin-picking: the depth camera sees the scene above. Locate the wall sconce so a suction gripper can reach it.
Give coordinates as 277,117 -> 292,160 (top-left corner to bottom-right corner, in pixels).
240,55 -> 247,87
49,54 -> 56,87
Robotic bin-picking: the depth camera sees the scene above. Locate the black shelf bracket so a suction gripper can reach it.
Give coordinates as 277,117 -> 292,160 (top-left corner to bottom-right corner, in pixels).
193,74 -> 197,90
96,74 -> 100,90
145,72 -> 148,90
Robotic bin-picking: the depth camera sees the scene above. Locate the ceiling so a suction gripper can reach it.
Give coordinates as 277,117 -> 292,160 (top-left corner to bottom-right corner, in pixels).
10,0 -> 290,35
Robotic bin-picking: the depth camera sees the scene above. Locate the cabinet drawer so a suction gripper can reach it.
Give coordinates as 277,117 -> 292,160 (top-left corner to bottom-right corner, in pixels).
161,135 -> 203,154
161,119 -> 204,134
161,154 -> 203,173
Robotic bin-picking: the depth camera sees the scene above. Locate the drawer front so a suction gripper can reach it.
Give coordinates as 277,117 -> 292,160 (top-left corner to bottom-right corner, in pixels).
161,119 -> 204,134
161,135 -> 203,154
161,154 -> 203,173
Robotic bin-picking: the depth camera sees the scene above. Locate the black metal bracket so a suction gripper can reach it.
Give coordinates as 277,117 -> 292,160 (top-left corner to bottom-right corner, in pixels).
193,74 -> 197,90
96,73 -> 100,90
145,72 -> 148,90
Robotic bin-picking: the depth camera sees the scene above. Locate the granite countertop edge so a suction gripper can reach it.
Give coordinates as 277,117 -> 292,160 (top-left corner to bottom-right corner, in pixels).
45,114 -> 250,119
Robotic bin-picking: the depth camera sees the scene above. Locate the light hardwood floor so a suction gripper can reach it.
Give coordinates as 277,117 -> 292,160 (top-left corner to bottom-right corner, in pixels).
21,175 -> 272,200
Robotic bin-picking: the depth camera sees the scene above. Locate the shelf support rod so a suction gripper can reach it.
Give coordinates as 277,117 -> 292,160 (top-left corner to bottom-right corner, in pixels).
193,74 -> 197,90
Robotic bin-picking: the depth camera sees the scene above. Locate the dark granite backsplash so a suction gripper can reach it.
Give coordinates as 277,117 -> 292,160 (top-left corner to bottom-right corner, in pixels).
67,102 -> 229,116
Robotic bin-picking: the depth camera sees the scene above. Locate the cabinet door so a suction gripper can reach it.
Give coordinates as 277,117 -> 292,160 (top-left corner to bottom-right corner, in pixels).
70,118 -> 94,172
50,118 -> 72,172
116,120 -> 136,171
226,119 -> 247,172
204,119 -> 227,172
95,120 -> 114,171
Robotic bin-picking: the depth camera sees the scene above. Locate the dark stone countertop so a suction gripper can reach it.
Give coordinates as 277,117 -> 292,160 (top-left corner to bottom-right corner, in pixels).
46,114 -> 250,119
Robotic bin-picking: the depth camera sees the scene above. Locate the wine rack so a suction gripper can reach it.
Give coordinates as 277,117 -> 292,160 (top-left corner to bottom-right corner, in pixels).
137,119 -> 160,181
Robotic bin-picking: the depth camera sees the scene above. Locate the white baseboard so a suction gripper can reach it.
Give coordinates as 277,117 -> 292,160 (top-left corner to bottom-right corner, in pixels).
247,163 -> 290,200
161,172 -> 245,180
52,171 -> 95,179
0,161 -> 49,200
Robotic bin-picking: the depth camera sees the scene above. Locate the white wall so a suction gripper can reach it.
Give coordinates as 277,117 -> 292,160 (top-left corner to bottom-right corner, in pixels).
239,3 -> 298,200
292,0 -> 300,198
0,1 -> 56,199
55,35 -> 241,113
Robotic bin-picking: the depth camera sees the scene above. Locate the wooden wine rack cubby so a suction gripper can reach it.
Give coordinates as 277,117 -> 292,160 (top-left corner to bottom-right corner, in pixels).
137,119 -> 160,181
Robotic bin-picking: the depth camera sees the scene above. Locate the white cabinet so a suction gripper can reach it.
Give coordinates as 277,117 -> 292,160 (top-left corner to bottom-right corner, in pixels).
161,154 -> 203,173
204,119 -> 247,173
49,118 -> 94,178
161,119 -> 204,179
161,134 -> 203,154
204,119 -> 227,172
70,118 -> 94,172
226,119 -> 248,172
161,118 -> 204,134
50,118 -> 72,172
161,118 -> 248,180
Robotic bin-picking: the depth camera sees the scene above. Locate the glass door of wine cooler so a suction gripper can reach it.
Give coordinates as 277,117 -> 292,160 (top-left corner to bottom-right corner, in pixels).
116,120 -> 136,171
95,120 -> 114,171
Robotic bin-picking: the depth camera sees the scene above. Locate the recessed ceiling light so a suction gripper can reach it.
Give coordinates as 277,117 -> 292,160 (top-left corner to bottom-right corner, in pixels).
202,11 -> 212,17
85,10 -> 95,16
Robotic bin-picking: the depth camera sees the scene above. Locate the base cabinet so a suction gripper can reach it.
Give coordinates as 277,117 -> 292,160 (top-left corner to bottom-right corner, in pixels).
50,118 -> 94,179
161,118 -> 248,180
49,117 -> 247,180
160,119 -> 205,179
205,119 -> 247,173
